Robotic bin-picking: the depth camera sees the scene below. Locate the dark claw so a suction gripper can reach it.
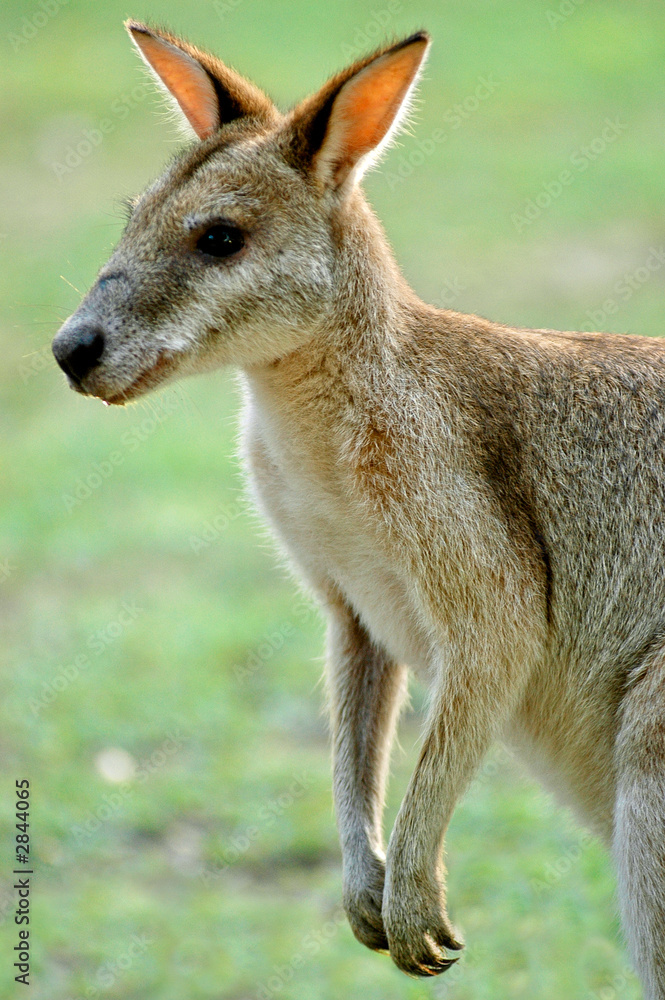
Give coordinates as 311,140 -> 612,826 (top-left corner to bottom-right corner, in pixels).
434,925 -> 465,952
419,957 -> 459,977
400,953 -> 459,978
393,935 -> 460,979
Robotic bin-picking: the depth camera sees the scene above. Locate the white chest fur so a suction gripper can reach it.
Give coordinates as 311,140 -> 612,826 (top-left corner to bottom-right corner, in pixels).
241,392 -> 433,675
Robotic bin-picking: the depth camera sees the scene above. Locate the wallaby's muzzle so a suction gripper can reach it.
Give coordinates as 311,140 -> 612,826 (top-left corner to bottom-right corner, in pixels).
52,308 -> 179,404
52,262 -> 183,405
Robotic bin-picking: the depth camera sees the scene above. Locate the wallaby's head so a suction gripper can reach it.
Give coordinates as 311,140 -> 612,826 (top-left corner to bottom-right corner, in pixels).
52,22 -> 429,404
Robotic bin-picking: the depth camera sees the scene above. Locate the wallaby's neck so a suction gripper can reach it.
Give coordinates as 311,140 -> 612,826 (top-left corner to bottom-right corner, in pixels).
245,193 -> 420,404
328,193 -> 415,348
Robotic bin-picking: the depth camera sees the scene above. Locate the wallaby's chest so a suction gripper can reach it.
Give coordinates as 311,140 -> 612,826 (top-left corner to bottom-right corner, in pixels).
242,401 -> 433,673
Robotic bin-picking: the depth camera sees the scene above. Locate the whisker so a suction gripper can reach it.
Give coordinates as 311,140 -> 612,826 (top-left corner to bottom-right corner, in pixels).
60,275 -> 82,296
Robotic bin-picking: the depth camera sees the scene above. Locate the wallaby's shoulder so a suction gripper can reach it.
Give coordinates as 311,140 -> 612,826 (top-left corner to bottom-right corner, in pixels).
391,305 -> 665,434
404,303 -> 665,378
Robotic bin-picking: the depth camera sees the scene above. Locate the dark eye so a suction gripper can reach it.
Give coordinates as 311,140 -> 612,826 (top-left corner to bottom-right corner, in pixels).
196,225 -> 245,259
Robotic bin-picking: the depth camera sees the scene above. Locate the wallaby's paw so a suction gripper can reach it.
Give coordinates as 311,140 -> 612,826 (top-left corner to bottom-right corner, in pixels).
343,855 -> 389,953
345,894 -> 389,953
383,898 -> 464,977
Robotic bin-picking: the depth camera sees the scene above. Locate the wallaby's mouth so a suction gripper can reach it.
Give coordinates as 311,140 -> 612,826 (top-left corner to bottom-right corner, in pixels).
99,353 -> 179,405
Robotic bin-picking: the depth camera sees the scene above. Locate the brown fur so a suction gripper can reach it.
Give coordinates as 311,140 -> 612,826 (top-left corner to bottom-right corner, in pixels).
52,23 -> 665,994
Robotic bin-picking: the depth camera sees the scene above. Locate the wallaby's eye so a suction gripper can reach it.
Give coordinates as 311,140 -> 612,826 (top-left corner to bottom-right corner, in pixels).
196,225 -> 245,259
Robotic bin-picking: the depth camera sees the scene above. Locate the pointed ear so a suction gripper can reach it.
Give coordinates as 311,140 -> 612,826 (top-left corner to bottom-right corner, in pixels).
287,32 -> 430,192
124,20 -> 276,140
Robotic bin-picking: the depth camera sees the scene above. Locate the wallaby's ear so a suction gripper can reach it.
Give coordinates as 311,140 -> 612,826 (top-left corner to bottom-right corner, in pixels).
125,20 -> 276,140
287,32 -> 430,192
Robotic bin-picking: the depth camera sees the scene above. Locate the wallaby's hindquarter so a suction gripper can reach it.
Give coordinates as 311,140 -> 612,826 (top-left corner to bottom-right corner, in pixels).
52,21 -> 665,996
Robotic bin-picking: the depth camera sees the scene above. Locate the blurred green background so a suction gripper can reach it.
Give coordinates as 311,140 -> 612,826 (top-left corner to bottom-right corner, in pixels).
2,0 -> 664,997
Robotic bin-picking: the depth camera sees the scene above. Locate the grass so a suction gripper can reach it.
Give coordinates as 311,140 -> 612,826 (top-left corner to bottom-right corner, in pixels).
2,0 -> 664,997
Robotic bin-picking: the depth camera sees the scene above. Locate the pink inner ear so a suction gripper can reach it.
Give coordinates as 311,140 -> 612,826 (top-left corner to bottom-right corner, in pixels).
335,50 -> 421,158
313,40 -> 428,189
131,31 -> 220,139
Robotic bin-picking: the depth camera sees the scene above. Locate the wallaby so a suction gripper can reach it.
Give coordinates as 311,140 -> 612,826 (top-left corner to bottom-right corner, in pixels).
52,21 -> 665,994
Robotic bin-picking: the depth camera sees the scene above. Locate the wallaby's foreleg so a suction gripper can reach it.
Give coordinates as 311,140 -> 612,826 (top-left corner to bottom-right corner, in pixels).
614,654 -> 665,1000
326,602 -> 408,953
383,645 -> 529,977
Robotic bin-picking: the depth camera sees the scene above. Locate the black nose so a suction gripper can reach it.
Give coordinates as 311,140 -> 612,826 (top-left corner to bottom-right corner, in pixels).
53,325 -> 105,383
